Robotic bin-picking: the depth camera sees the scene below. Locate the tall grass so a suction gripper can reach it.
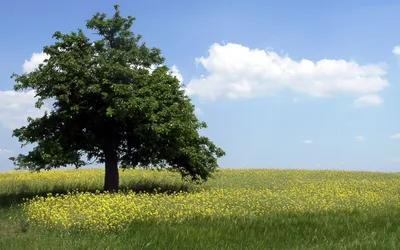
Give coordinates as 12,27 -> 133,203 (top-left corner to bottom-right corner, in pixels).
0,168 -> 399,249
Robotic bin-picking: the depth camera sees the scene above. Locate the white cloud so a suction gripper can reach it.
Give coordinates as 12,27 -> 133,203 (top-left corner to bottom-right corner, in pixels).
170,65 -> 183,83
0,148 -> 12,154
130,64 -> 156,74
0,90 -> 50,130
355,136 -> 365,141
393,45 -> 400,56
185,43 -> 388,101
23,52 -> 49,73
353,94 -> 382,107
390,133 -> 400,140
131,64 -> 184,84
194,107 -> 203,116
303,140 -> 313,144
0,52 -> 51,130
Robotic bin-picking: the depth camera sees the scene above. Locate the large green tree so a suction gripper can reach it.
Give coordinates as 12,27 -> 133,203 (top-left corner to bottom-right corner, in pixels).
10,5 -> 225,192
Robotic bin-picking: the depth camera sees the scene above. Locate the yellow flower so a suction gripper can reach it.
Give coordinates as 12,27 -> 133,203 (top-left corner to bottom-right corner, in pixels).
1,168 -> 398,232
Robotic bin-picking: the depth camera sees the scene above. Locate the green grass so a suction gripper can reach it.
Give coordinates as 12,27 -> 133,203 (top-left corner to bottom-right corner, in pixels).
1,209 -> 399,250
0,168 -> 399,249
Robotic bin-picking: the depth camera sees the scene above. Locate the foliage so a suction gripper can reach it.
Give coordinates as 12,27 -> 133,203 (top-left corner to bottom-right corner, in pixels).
9,5 -> 225,191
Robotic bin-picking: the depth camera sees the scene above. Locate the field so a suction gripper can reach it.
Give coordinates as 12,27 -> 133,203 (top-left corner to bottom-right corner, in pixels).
0,168 -> 399,249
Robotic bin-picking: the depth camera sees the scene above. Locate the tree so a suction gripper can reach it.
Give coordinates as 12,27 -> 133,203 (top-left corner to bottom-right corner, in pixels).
10,5 -> 225,192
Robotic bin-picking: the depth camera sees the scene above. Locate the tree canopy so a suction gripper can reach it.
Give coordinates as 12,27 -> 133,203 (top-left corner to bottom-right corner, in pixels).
10,5 -> 225,192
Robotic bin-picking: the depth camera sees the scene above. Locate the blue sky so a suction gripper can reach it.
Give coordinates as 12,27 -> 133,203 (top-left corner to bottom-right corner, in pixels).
1,0 -> 400,172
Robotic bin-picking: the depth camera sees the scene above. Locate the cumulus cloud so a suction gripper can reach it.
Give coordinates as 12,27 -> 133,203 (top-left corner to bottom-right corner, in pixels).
23,52 -> 49,73
303,140 -> 313,144
393,45 -> 400,56
355,136 -> 365,141
131,64 -> 184,84
353,94 -> 382,107
185,43 -> 388,102
170,65 -> 183,83
0,90 -> 50,130
390,133 -> 400,140
0,52 -> 53,130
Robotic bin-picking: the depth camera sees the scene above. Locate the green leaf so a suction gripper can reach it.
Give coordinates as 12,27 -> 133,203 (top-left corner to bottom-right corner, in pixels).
10,5 -> 225,188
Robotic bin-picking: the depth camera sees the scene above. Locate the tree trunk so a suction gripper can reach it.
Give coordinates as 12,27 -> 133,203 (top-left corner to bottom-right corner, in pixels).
104,148 -> 119,193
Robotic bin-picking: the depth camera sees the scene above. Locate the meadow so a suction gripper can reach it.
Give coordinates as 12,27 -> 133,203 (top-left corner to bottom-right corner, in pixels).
0,168 -> 399,249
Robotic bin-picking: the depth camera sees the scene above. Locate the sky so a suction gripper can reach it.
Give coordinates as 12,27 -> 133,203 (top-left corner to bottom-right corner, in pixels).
1,0 -> 400,172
